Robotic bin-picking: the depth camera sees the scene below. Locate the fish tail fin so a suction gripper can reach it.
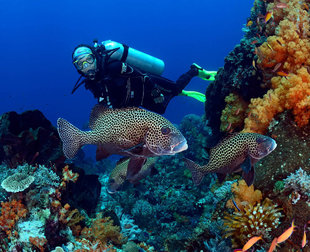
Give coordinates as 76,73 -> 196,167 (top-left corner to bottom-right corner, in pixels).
57,118 -> 84,159
183,158 -> 206,186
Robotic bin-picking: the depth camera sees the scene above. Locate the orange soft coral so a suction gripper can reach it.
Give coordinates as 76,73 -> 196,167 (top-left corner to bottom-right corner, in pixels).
226,179 -> 262,211
29,236 -> 47,252
244,0 -> 310,133
0,199 -> 27,238
243,68 -> 310,133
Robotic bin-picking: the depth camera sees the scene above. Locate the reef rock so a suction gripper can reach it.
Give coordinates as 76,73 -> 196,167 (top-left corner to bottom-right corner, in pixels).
0,110 -> 65,167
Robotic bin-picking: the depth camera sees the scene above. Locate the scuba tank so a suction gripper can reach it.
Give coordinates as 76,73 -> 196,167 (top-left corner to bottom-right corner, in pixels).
94,40 -> 165,76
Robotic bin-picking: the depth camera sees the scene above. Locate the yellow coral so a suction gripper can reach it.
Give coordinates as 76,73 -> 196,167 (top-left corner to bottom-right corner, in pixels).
226,179 -> 262,211
223,198 -> 282,248
81,214 -> 125,246
220,93 -> 249,132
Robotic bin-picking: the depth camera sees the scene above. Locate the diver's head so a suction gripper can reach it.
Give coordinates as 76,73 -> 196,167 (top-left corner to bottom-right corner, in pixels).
72,45 -> 97,80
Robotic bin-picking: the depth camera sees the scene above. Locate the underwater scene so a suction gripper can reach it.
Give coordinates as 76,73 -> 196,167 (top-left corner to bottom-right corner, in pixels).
1,0 -> 310,251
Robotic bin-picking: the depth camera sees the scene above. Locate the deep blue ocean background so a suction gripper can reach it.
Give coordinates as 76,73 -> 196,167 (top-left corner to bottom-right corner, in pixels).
1,0 -> 253,158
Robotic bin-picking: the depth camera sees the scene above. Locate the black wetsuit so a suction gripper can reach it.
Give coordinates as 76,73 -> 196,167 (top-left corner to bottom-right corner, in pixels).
84,60 -> 197,114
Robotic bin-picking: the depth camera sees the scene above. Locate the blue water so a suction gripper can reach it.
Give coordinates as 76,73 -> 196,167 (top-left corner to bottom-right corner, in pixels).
0,0 -> 253,126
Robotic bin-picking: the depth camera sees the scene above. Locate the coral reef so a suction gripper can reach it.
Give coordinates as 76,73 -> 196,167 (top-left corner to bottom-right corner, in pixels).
0,110 -> 65,168
254,111 -> 310,192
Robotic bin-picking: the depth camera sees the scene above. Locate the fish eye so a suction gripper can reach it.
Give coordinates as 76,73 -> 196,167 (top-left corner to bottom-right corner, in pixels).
161,127 -> 171,135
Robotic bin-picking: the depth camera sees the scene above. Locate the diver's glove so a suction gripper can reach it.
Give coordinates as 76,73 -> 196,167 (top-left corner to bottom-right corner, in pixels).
191,63 -> 217,81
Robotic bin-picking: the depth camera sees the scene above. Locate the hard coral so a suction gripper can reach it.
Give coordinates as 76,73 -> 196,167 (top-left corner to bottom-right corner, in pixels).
1,173 -> 34,193
223,198 -> 282,247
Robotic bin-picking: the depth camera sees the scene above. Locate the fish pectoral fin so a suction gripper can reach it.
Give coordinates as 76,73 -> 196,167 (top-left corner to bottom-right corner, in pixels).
126,157 -> 147,180
242,166 -> 255,186
122,142 -> 145,155
216,173 -> 227,184
241,156 -> 252,174
183,158 -> 205,186
96,145 -> 110,161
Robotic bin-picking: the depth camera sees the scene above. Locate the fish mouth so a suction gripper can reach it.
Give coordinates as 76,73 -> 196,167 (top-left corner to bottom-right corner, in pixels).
269,139 -> 277,152
106,187 -> 117,194
170,139 -> 188,154
146,139 -> 188,156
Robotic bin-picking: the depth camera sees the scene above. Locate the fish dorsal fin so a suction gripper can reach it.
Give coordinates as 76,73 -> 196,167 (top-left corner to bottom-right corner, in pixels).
89,105 -> 146,130
89,105 -> 110,130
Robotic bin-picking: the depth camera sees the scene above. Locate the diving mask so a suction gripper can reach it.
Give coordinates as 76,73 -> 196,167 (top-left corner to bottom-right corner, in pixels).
73,54 -> 96,71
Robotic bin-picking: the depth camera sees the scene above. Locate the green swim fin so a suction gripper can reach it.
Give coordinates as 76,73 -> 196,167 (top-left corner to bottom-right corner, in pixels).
192,63 -> 217,81
180,90 -> 206,103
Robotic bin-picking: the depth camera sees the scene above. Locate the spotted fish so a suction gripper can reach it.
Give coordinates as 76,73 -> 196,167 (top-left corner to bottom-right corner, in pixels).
107,157 -> 158,193
184,133 -> 277,186
57,105 -> 187,178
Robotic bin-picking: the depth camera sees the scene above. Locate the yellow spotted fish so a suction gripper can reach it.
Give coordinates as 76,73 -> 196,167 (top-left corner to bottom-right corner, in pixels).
57,105 -> 187,179
184,133 -> 277,186
107,157 -> 158,193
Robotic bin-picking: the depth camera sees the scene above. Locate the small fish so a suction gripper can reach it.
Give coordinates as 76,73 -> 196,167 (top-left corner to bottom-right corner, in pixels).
57,105 -> 187,179
252,60 -> 257,69
251,40 -> 258,45
272,63 -> 282,72
232,198 -> 241,212
226,122 -> 232,131
183,133 -> 277,186
107,157 -> 158,193
265,11 -> 273,23
276,39 -> 283,46
275,2 -> 288,8
235,108 -> 241,115
247,20 -> 253,27
277,71 -> 288,77
267,43 -> 274,51
277,220 -> 296,243
302,224 -> 307,248
268,238 -> 278,252
242,236 -> 262,251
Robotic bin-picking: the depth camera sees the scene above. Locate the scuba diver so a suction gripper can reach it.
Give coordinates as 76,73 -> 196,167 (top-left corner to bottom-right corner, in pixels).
71,39 -> 217,114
